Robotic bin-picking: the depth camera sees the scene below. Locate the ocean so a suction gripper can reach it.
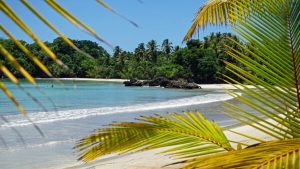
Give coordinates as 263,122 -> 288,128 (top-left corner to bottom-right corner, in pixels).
0,80 -> 239,169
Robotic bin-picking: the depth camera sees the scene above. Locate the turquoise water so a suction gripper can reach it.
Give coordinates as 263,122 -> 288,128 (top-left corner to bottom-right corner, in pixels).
0,80 -> 237,169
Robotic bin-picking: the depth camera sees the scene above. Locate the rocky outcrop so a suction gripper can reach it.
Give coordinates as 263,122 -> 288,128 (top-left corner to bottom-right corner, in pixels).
123,78 -> 201,89
148,77 -> 170,87
123,79 -> 143,87
165,80 -> 200,89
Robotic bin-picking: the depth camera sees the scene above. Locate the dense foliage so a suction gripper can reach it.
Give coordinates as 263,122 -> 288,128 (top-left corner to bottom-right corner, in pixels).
0,32 -> 242,84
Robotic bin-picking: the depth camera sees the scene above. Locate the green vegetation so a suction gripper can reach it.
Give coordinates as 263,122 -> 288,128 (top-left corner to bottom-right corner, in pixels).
76,0 -> 300,168
0,32 -> 242,84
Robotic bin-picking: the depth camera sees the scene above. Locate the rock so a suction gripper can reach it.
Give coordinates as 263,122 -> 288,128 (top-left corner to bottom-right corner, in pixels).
124,78 -> 201,89
186,82 -> 201,89
165,80 -> 201,89
142,80 -> 150,86
123,79 -> 143,87
148,77 -> 170,87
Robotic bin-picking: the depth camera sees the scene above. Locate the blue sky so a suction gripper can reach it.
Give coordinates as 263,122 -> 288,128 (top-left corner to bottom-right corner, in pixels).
1,0 -> 230,53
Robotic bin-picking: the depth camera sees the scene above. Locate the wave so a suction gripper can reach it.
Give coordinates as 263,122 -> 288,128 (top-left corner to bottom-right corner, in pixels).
0,139 -> 75,152
1,93 -> 240,128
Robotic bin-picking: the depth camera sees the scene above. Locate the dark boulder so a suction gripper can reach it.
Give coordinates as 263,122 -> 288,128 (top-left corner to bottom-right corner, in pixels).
185,82 -> 201,89
148,77 -> 170,87
165,80 -> 201,89
123,79 -> 143,87
142,80 -> 150,86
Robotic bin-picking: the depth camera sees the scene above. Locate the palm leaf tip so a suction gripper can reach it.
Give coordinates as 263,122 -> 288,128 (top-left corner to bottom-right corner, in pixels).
75,112 -> 233,162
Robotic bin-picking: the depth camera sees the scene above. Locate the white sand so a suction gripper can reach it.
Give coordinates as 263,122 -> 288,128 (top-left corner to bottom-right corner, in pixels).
65,124 -> 272,169
199,84 -> 256,90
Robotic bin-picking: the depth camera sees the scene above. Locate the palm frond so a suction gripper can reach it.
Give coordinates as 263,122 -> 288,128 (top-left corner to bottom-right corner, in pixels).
183,0 -> 282,41
75,112 -> 233,162
0,44 -> 35,84
183,139 -> 300,169
184,0 -> 230,41
0,81 -> 25,115
0,1 -> 66,68
44,0 -> 112,48
20,0 -> 94,60
222,0 -> 300,140
0,24 -> 52,77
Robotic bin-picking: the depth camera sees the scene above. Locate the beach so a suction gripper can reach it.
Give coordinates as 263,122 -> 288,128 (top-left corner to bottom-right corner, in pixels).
36,78 -> 254,90
0,79 -> 257,169
44,79 -> 260,169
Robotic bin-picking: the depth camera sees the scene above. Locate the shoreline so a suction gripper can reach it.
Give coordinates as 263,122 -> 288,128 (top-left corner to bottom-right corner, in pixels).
36,78 -> 254,90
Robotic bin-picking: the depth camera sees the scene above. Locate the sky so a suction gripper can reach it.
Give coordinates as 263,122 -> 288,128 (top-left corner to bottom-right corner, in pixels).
1,0 -> 230,53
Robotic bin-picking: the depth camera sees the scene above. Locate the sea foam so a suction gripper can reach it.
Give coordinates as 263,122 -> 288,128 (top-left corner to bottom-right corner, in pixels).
1,93 -> 239,128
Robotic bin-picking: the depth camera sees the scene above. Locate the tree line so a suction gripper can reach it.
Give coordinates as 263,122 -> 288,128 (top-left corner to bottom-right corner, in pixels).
0,32 -> 244,84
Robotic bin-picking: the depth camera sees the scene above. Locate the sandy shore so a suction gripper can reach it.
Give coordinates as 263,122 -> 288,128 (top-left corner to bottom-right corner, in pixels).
65,123 -> 272,169
36,78 -> 254,90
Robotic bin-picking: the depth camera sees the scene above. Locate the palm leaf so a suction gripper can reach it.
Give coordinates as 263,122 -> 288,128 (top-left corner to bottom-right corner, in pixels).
0,44 -> 35,84
0,24 -> 52,77
222,0 -> 300,141
44,0 -> 112,48
20,0 -> 93,60
0,1 -> 66,68
183,0 -> 281,41
183,139 -> 300,169
184,0 -> 230,41
0,81 -> 26,115
76,112 -> 233,162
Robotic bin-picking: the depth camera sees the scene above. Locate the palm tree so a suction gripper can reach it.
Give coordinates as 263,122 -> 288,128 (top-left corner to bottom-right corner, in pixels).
76,0 -> 300,168
146,40 -> 158,62
162,39 -> 173,55
134,43 -> 146,61
112,46 -> 125,78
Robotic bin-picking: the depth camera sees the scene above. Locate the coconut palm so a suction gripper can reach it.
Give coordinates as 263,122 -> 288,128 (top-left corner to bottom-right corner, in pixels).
146,40 -> 158,62
162,39 -> 173,55
76,0 -> 300,168
134,43 -> 146,61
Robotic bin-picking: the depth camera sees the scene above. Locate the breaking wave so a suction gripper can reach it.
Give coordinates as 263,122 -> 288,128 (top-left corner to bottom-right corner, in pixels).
1,93 -> 240,128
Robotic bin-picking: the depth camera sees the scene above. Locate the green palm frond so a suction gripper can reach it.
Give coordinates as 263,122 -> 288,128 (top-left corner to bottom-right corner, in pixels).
183,139 -> 300,169
222,0 -> 300,140
184,0 -> 230,41
183,0 -> 282,41
76,112 -> 233,162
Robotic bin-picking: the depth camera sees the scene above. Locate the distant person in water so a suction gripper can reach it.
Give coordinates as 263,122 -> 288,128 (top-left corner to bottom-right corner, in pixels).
51,84 -> 54,88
